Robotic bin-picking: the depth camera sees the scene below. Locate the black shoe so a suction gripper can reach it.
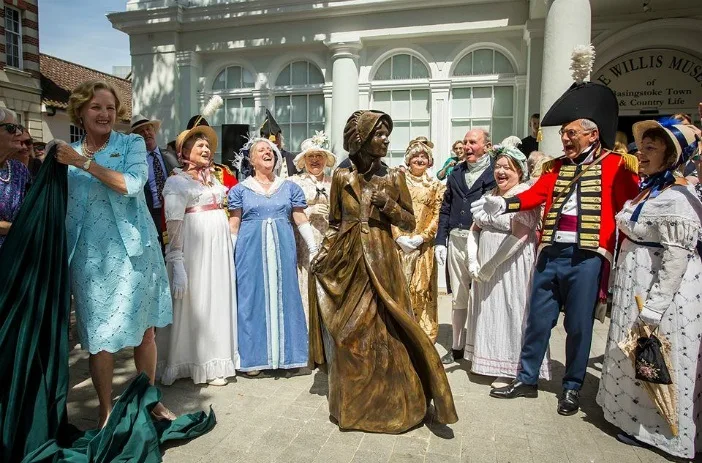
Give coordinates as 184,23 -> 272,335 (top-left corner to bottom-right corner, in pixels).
489,380 -> 538,399
557,389 -> 580,416
441,349 -> 464,364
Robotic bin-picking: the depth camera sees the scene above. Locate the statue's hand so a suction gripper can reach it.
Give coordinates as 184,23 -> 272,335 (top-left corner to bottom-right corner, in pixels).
370,189 -> 389,208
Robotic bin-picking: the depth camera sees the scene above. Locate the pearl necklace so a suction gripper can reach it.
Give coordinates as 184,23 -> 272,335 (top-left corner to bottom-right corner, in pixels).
255,176 -> 274,186
0,161 -> 11,183
82,136 -> 110,159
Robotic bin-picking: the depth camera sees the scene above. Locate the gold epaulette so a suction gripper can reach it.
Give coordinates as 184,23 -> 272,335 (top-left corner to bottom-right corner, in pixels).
212,166 -> 223,184
214,162 -> 234,175
615,152 -> 639,173
540,158 -> 559,175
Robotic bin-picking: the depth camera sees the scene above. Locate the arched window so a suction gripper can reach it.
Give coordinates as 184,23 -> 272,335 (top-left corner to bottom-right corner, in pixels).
372,89 -> 431,166
453,49 -> 515,76
212,65 -> 256,91
210,65 -> 257,158
374,53 -> 430,80
273,61 -> 326,152
450,49 -> 516,144
371,53 -> 431,166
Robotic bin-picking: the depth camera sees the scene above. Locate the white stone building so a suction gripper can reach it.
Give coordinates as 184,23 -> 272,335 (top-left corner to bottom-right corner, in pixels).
108,0 -> 702,168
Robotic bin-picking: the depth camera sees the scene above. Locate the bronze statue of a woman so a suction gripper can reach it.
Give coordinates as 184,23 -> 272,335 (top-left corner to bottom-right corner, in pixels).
309,110 -> 458,433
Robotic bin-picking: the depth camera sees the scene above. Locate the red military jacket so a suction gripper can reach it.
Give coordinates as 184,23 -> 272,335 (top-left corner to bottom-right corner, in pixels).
213,163 -> 238,190
503,148 -> 639,263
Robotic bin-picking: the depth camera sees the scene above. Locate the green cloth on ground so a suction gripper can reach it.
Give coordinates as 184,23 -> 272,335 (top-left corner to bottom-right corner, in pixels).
0,150 -> 215,463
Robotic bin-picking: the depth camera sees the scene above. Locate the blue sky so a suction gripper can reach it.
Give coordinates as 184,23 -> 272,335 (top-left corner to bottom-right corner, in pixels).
39,0 -> 131,74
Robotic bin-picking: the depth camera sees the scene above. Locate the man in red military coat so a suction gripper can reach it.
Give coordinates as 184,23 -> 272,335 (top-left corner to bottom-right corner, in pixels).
472,49 -> 639,416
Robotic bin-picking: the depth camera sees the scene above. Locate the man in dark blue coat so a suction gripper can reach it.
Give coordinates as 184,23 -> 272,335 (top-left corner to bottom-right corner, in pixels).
434,128 -> 496,364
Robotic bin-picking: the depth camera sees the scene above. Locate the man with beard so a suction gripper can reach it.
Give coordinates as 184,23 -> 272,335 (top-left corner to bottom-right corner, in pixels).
129,114 -> 180,251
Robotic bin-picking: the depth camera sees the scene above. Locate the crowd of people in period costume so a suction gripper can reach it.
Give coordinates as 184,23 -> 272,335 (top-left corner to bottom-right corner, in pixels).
4,41 -> 702,460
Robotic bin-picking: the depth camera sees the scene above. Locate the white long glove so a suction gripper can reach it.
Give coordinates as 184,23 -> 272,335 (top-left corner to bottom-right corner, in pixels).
408,235 -> 424,249
165,219 -> 187,299
467,229 -> 480,279
639,245 -> 689,327
475,234 -> 525,282
171,261 -> 188,299
471,195 -> 506,217
396,235 -> 415,254
297,222 -> 319,262
435,245 -> 447,266
307,203 -> 329,217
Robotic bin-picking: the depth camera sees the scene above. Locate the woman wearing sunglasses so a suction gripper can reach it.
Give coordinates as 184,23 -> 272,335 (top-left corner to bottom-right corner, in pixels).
0,109 -> 29,250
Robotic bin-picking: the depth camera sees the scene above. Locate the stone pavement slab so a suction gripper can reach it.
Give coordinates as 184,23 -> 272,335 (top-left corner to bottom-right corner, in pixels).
66,295 -> 698,462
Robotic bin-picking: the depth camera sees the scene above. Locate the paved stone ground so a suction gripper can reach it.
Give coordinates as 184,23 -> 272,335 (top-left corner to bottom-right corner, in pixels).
67,295 -> 697,462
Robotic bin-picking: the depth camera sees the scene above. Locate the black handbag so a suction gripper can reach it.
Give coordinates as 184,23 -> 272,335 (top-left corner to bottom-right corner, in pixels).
634,334 -> 673,384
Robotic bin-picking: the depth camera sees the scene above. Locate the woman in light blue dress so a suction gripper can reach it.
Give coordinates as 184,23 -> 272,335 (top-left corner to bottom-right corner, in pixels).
56,80 -> 173,427
228,138 -> 318,375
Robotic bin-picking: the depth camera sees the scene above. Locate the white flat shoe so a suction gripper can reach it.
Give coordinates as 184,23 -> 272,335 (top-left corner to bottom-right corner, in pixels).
207,377 -> 228,386
244,370 -> 261,377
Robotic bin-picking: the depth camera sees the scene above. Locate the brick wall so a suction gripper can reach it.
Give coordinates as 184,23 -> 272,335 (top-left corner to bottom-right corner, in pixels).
0,0 -> 39,71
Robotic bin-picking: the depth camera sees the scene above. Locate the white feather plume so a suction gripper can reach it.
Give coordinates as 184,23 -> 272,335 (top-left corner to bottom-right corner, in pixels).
570,44 -> 595,84
201,95 -> 224,119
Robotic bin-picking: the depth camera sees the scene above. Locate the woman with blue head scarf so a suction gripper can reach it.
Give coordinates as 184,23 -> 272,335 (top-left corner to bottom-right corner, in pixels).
466,144 -> 552,388
597,120 -> 702,458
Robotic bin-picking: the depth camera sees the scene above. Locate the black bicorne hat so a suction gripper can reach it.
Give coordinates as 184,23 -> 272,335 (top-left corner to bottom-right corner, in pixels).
540,45 -> 619,149
186,114 -> 210,130
260,109 -> 282,143
540,81 -> 619,149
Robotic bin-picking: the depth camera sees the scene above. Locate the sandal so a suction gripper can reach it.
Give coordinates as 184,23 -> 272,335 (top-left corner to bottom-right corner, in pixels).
151,402 -> 177,421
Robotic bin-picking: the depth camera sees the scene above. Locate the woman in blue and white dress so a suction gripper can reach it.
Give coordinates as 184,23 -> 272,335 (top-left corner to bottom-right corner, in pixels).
228,138 -> 318,376
597,120 -> 702,459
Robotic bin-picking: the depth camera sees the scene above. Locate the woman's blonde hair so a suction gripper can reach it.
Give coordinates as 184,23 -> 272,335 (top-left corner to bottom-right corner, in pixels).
67,80 -> 126,128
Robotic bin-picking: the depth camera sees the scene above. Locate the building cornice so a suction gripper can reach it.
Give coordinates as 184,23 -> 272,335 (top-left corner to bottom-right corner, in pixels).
108,0 -> 519,35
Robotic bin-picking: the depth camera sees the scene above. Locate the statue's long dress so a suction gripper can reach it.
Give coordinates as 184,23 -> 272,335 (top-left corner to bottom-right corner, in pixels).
309,165 -> 458,433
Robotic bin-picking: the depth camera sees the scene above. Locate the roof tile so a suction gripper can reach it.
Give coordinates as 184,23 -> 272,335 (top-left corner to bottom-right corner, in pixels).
39,54 -> 132,121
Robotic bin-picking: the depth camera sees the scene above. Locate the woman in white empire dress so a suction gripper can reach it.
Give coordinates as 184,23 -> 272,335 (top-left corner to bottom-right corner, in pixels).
468,145 -> 551,388
156,125 -> 238,386
597,120 -> 702,459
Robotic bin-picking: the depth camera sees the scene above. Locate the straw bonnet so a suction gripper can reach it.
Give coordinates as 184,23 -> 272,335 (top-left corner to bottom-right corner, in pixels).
293,131 -> 336,170
175,125 -> 218,155
128,114 -> 161,134
633,120 -> 700,167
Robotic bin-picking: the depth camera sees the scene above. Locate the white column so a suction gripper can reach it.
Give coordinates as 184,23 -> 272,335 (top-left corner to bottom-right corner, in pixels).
328,41 -> 362,159
539,0 -> 591,157
176,51 -> 202,135
429,80 -> 451,170
524,19 -> 544,134
358,83 -> 371,110
323,83 -> 333,142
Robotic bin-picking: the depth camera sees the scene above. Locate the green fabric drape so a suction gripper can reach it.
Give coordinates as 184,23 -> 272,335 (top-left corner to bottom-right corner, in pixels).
0,150 -> 215,463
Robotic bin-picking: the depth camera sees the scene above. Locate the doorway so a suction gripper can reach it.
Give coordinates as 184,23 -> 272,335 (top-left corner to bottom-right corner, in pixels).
221,124 -> 250,175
